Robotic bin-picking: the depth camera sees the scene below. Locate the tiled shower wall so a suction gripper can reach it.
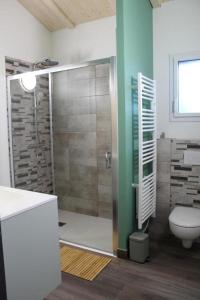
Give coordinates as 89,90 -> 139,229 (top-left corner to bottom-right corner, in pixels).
171,140 -> 200,207
150,138 -> 200,239
53,63 -> 112,218
6,57 -> 53,193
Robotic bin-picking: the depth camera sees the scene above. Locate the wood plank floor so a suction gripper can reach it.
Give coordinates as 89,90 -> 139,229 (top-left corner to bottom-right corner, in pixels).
46,238 -> 200,300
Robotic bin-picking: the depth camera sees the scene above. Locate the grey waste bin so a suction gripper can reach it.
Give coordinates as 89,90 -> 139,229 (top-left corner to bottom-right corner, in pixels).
129,232 -> 149,263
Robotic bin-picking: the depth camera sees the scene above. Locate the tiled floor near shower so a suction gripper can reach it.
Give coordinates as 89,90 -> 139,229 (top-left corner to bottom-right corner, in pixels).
58,210 -> 113,253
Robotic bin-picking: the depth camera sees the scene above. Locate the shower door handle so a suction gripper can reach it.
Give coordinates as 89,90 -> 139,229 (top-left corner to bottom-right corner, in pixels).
105,151 -> 112,169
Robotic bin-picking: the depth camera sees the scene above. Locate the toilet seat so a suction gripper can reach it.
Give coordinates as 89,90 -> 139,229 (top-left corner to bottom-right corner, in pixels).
169,206 -> 200,228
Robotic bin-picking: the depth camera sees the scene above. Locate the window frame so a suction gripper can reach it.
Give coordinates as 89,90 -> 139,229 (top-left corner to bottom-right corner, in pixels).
170,52 -> 200,122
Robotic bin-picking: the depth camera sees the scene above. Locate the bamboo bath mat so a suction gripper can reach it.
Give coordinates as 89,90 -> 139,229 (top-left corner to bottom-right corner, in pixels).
60,246 -> 111,281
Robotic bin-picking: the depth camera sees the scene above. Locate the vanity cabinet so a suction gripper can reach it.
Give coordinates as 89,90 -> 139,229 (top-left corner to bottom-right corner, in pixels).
0,224 -> 7,299
0,187 -> 61,300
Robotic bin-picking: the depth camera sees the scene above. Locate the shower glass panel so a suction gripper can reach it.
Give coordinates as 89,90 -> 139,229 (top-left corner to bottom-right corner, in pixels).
52,64 -> 113,252
52,64 -> 112,218
9,75 -> 53,193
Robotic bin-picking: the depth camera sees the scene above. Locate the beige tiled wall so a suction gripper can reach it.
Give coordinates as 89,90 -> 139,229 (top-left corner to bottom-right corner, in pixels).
53,63 -> 112,219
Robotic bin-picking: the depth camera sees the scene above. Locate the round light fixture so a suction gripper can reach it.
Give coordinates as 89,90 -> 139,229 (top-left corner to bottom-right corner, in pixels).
20,73 -> 36,92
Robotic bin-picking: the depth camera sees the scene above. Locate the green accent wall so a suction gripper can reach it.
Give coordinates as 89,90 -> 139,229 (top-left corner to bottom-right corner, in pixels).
116,0 -> 153,251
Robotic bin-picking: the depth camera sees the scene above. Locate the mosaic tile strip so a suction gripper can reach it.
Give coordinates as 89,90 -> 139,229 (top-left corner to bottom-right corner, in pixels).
170,139 -> 200,208
6,57 -> 53,194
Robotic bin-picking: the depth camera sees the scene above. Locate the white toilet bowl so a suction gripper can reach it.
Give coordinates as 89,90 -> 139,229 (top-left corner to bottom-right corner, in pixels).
169,206 -> 200,249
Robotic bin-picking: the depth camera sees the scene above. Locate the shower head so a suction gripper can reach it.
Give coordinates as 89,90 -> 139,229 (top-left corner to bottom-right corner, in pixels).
33,58 -> 59,69
41,59 -> 59,67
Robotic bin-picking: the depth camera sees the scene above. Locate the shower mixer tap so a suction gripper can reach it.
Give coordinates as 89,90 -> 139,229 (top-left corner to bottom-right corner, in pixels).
105,151 -> 112,169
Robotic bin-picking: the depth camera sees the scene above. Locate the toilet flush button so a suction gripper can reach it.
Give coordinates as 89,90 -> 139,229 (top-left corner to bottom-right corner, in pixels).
184,150 -> 200,165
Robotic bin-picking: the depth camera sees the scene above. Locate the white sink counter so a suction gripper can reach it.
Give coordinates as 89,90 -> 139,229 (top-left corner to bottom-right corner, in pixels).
0,186 -> 57,221
0,186 -> 60,300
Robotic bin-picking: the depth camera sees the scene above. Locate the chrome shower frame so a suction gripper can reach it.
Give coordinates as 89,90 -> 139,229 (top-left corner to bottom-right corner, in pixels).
7,57 -> 118,255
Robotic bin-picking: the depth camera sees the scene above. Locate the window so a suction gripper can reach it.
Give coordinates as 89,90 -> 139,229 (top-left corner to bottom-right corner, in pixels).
170,53 -> 200,121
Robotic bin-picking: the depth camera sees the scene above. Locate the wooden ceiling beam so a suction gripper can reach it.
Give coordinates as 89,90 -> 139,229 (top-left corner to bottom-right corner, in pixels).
18,0 -> 74,31
54,0 -> 115,26
18,0 -> 115,31
42,0 -> 75,28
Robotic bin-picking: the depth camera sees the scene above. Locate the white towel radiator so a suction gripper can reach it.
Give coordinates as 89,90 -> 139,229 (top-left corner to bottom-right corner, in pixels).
136,73 -> 156,229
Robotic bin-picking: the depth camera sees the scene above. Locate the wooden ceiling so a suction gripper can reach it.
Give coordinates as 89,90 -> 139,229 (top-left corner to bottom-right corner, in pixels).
18,0 -> 172,32
18,0 -> 116,31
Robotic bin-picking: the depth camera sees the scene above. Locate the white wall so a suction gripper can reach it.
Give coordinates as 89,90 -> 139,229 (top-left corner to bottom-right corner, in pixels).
154,0 -> 200,139
0,0 -> 52,186
52,16 -> 116,64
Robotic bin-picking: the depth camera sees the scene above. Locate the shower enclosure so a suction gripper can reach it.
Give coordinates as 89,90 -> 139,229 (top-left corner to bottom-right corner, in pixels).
7,57 -> 118,255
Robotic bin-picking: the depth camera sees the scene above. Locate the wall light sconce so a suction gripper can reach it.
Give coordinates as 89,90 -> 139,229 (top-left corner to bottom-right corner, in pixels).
20,73 -> 36,92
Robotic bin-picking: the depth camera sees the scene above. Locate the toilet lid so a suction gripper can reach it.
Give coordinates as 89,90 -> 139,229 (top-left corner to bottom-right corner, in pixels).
169,206 -> 200,228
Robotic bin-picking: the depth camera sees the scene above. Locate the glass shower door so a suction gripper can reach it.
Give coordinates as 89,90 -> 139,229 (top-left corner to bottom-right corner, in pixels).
52,63 -> 113,252
7,58 -> 117,254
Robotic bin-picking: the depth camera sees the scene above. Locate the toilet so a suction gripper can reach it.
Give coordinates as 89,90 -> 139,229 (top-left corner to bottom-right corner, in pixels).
169,206 -> 200,249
